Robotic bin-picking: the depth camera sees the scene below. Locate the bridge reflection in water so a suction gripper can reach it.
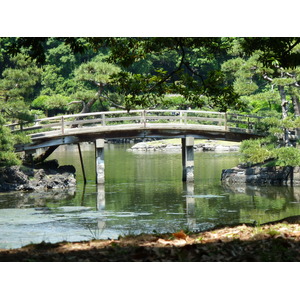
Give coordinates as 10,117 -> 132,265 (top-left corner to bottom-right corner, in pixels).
95,181 -> 198,232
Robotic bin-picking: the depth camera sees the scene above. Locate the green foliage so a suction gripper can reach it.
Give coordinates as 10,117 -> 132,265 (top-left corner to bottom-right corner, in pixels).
241,91 -> 281,115
0,53 -> 41,102
274,147 -> 300,167
0,115 -> 21,166
74,55 -> 120,86
239,37 -> 300,68
240,139 -> 274,164
161,95 -> 193,109
73,55 -> 121,112
41,65 -> 65,95
0,53 -> 41,125
31,94 -> 72,111
240,137 -> 300,167
233,78 -> 258,96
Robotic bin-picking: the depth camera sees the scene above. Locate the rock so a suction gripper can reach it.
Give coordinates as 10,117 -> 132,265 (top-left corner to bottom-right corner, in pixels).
0,164 -> 77,193
230,145 -> 240,151
165,144 -> 181,152
0,166 -> 29,184
221,164 -> 297,186
131,142 -> 149,151
215,145 -> 230,152
34,169 -> 46,180
202,144 -> 216,151
130,140 -> 240,153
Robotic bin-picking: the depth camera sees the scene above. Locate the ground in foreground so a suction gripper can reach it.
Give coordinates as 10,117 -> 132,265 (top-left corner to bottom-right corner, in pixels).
1,221 -> 300,262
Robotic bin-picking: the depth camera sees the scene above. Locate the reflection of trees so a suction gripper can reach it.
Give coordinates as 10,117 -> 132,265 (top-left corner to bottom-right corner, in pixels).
222,183 -> 300,223
222,183 -> 300,203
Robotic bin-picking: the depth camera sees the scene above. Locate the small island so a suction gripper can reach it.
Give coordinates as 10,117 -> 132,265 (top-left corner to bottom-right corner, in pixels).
129,138 -> 240,152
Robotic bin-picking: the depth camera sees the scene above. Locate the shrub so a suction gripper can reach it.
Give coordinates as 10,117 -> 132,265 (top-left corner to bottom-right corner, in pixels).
0,115 -> 21,166
274,147 -> 300,167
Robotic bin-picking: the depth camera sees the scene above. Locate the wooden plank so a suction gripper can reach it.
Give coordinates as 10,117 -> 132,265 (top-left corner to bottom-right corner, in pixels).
33,145 -> 59,164
187,116 -> 225,123
14,136 -> 79,152
227,113 -> 263,120
145,116 -> 182,121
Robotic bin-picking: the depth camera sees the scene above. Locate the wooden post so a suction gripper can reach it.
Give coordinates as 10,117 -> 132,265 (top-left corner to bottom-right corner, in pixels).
102,114 -> 106,126
182,137 -> 194,182
141,110 -> 146,128
77,143 -> 87,184
95,139 -> 105,184
61,116 -> 65,134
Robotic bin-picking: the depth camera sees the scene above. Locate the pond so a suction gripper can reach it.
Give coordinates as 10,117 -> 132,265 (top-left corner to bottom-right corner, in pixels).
1,142 -> 300,249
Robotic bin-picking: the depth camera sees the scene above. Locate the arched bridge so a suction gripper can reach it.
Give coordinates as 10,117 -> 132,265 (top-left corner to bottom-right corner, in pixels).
12,109 -> 265,152
9,109 -> 266,183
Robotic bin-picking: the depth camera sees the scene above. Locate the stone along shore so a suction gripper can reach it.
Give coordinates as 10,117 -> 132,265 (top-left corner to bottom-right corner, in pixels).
0,160 -> 76,192
129,139 -> 240,152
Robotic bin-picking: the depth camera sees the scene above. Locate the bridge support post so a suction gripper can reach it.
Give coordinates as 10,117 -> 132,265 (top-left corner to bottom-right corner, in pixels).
182,137 -> 194,182
95,139 -> 105,184
77,143 -> 87,184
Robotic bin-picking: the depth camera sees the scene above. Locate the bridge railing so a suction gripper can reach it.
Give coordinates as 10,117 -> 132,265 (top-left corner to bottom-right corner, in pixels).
226,113 -> 265,133
7,109 -> 264,135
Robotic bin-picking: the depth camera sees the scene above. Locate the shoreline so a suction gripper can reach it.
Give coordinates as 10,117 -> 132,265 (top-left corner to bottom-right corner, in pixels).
1,216 -> 300,261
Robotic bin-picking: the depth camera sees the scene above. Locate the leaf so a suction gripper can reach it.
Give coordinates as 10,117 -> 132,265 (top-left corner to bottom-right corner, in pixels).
172,230 -> 187,240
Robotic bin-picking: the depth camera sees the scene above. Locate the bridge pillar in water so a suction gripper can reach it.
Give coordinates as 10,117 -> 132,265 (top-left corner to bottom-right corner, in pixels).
95,139 -> 105,184
181,137 -> 194,182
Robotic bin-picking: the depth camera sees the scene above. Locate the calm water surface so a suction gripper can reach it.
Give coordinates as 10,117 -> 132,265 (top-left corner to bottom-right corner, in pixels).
1,143 -> 300,249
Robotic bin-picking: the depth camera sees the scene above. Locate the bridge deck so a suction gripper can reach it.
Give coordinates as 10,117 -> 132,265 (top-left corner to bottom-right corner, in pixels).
11,110 -> 265,152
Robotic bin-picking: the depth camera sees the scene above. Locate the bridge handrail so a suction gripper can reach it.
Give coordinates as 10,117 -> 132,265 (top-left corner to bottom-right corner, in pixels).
6,109 -> 264,135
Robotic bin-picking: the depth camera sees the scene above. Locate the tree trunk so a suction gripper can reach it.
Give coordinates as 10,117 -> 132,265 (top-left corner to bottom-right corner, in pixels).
279,85 -> 289,119
292,95 -> 300,141
278,85 -> 291,146
292,95 -> 300,117
82,98 -> 97,113
81,84 -> 104,113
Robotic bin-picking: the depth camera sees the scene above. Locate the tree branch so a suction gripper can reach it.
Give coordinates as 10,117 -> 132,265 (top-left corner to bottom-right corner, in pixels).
285,38 -> 300,56
147,39 -> 186,93
68,100 -> 86,113
263,73 -> 273,82
183,61 -> 206,86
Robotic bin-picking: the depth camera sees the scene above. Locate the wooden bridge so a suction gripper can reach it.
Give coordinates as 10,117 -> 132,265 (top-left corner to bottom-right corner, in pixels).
9,109 -> 266,183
